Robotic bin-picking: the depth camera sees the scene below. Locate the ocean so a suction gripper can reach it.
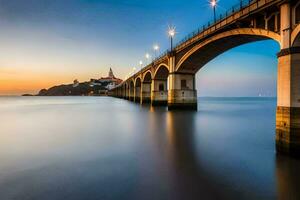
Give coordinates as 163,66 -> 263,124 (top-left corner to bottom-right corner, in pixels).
0,96 -> 299,200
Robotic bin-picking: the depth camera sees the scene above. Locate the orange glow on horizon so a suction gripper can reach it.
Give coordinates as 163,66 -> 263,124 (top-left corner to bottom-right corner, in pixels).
0,71 -> 93,95
0,76 -> 74,95
0,67 -> 128,95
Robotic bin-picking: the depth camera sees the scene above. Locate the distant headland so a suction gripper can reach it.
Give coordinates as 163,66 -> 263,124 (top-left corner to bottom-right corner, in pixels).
23,68 -> 122,96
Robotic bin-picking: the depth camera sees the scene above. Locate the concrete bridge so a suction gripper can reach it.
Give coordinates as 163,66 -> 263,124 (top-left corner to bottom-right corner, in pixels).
109,0 -> 300,156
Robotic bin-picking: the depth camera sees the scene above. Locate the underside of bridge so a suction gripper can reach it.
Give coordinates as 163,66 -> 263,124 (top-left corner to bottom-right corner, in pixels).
179,36 -> 269,72
176,30 -> 280,73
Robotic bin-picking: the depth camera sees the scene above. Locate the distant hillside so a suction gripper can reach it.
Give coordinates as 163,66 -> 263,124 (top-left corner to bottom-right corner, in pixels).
37,82 -> 108,96
23,68 -> 122,96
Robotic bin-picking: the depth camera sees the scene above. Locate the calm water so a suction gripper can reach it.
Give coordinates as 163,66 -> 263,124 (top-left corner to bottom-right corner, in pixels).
0,96 -> 299,200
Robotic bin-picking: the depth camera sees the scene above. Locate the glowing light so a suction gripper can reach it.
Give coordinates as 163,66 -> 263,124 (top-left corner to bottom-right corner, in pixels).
145,53 -> 151,59
210,0 -> 217,7
153,44 -> 160,51
139,60 -> 143,66
168,26 -> 176,38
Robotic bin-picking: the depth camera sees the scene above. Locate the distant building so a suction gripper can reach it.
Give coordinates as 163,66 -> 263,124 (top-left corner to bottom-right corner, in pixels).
108,68 -> 114,78
73,79 -> 79,87
90,68 -> 123,94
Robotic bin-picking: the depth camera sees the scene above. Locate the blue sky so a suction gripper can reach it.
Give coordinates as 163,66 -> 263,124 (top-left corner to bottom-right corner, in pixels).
0,0 -> 280,96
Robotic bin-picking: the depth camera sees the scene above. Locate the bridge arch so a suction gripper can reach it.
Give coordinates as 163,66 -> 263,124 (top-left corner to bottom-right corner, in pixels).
142,70 -> 152,82
175,28 -> 281,73
129,79 -> 134,89
135,76 -> 142,87
292,24 -> 300,47
154,64 -> 170,80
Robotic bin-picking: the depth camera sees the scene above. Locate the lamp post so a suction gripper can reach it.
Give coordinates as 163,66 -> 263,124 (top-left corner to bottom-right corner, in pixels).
210,0 -> 217,23
168,26 -> 176,51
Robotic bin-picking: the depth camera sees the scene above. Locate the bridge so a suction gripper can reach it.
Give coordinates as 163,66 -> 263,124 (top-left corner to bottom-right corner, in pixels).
109,0 -> 300,156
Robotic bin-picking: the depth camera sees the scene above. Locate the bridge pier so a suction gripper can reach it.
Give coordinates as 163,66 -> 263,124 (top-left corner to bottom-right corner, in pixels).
141,82 -> 151,104
125,85 -> 129,100
122,87 -> 126,99
276,2 -> 300,157
119,88 -> 122,98
134,78 -> 142,103
151,79 -> 168,106
168,73 -> 197,110
276,48 -> 300,156
135,89 -> 140,103
129,82 -> 135,101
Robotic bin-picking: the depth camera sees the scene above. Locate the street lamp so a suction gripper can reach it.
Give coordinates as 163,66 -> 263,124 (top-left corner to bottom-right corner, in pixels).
168,26 -> 176,51
153,44 -> 160,58
210,0 -> 217,23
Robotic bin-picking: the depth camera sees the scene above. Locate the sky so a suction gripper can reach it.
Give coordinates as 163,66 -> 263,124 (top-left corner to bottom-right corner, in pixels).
0,0 -> 280,96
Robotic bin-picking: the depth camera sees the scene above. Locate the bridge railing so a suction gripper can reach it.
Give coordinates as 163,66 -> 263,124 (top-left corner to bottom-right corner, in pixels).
174,0 -> 257,50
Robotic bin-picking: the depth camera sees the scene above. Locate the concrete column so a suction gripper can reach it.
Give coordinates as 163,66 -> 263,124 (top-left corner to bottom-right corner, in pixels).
280,3 -> 291,49
122,88 -> 126,99
121,88 -> 124,98
168,73 -> 197,110
276,48 -> 300,156
124,87 -> 128,99
129,86 -> 134,101
135,86 -> 141,103
151,79 -> 168,106
275,2 -> 300,156
141,82 -> 151,104
126,86 -> 130,100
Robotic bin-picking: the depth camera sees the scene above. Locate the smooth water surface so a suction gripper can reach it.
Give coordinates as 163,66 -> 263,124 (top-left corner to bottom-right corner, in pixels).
0,96 -> 299,200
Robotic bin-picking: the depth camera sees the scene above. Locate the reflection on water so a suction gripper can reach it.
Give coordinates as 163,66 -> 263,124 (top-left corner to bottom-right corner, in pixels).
165,111 -> 224,199
276,156 -> 300,200
0,96 -> 299,200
